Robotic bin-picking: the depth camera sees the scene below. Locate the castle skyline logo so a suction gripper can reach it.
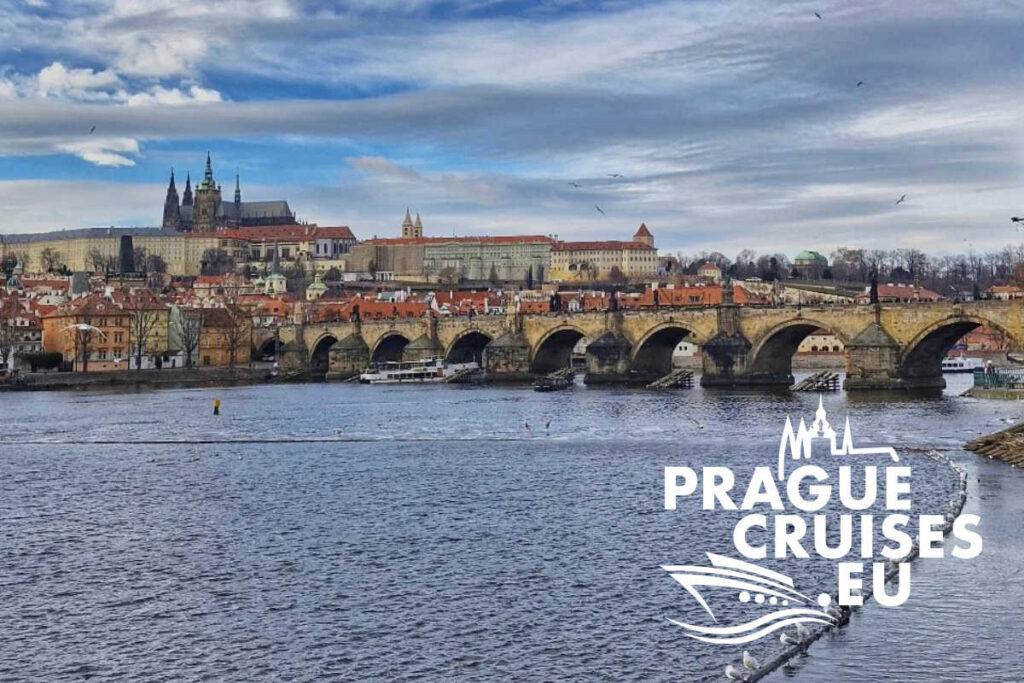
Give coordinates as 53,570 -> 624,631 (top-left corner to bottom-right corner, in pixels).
661,398 -> 981,645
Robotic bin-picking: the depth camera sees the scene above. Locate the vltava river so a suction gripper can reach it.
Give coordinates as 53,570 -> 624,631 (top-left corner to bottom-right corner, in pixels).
1,374 -> 1021,681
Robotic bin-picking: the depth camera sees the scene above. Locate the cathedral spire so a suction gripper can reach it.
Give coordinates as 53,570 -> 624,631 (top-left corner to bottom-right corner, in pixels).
234,172 -> 241,204
200,152 -> 215,190
162,168 -> 181,230
182,172 -> 192,206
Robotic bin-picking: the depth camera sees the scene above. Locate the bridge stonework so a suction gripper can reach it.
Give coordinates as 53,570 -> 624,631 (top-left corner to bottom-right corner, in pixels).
262,299 -> 1024,391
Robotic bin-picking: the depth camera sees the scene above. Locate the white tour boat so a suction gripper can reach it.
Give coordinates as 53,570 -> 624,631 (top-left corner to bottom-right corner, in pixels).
941,356 -> 984,373
358,358 -> 480,384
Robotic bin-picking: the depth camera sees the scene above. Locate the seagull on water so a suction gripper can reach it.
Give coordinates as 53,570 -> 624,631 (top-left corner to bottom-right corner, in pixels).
796,623 -> 812,640
742,650 -> 759,672
780,631 -> 800,648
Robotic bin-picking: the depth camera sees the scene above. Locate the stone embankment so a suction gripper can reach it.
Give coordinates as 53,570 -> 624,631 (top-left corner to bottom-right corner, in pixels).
0,367 -> 303,392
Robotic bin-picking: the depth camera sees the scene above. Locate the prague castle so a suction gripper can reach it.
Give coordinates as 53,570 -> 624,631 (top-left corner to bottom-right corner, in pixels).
162,154 -> 296,233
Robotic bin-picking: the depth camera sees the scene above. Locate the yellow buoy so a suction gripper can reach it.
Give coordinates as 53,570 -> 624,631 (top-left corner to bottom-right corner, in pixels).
213,398 -> 221,416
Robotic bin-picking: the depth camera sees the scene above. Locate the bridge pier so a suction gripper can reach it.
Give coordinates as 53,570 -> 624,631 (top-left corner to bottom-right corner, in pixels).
326,335 -> 369,380
583,332 -> 633,384
841,321 -> 945,391
403,334 -> 442,362
278,341 -> 309,374
482,332 -> 533,381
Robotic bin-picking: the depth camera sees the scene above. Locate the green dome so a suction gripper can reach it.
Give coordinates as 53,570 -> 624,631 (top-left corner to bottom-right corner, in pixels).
795,250 -> 826,262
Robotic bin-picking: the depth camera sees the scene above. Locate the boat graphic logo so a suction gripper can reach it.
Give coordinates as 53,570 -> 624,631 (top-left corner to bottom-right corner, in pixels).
661,553 -> 835,644
661,398 -> 919,645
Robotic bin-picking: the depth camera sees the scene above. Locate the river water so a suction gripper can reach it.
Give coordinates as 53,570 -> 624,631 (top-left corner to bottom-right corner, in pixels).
1,374 -> 1021,682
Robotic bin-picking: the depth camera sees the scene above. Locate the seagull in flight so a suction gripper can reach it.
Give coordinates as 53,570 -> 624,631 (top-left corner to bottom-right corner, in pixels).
1011,217 -> 1023,223
814,11 -> 822,19
568,182 -> 582,188
89,126 -> 96,134
607,173 -> 623,178
857,81 -> 864,87
594,205 -> 605,215
895,194 -> 906,205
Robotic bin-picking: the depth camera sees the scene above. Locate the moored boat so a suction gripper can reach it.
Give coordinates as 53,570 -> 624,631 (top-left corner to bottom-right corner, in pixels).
533,376 -> 572,392
942,355 -> 984,373
359,358 -> 479,384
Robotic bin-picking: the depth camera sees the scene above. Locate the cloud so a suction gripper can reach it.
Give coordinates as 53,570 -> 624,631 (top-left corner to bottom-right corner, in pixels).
37,62 -> 122,98
0,1 -> 1024,254
55,137 -> 141,167
123,84 -> 222,106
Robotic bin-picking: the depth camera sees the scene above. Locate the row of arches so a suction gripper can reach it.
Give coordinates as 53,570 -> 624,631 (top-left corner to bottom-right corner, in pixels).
286,316 -> 1010,381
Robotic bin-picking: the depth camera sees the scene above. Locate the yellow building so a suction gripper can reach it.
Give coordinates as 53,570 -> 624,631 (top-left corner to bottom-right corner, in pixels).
0,227 -> 250,277
549,223 -> 658,281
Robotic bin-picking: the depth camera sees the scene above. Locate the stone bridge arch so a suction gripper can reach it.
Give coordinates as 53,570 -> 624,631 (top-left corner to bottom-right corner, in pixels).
445,329 -> 494,364
309,332 -> 338,375
747,318 -> 850,384
370,332 -> 412,364
899,314 -> 1020,385
531,324 -> 589,373
629,322 -> 703,378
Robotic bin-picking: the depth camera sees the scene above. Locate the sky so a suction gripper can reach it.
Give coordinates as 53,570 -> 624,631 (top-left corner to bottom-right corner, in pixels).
1,0 -> 1024,258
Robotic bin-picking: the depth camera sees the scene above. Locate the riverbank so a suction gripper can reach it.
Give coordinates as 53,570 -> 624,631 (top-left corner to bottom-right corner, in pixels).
0,366 -> 305,392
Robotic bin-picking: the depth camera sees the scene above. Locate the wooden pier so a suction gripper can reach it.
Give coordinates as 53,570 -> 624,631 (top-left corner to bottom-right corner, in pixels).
791,371 -> 840,392
646,368 -> 694,389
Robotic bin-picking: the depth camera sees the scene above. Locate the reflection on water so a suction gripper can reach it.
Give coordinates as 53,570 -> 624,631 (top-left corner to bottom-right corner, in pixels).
0,373 -> 1021,681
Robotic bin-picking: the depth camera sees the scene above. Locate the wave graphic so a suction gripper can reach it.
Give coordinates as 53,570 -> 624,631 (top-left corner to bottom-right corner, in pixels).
663,554 -> 835,643
666,614 -> 835,645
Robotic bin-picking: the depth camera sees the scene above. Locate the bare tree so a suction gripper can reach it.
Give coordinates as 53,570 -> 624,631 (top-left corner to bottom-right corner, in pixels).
128,302 -> 163,372
222,305 -> 251,369
175,309 -> 203,369
71,324 -> 96,372
39,247 -> 61,272
87,248 -> 108,273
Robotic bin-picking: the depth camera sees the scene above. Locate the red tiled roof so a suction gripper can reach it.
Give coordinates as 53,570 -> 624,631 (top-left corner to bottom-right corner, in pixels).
634,222 -> 652,237
364,235 -> 554,246
20,278 -> 69,290
553,240 -> 655,252
213,225 -> 356,242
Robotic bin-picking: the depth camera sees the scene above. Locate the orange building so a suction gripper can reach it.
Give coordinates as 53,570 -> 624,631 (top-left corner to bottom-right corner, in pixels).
43,295 -> 131,371
195,306 -> 252,368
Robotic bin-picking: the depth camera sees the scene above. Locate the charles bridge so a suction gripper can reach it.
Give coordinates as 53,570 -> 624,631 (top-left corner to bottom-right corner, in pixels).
254,298 -> 1024,391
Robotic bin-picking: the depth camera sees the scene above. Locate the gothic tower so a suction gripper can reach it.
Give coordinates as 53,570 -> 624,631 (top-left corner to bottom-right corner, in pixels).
231,173 -> 242,228
401,209 -> 423,238
193,152 -> 222,234
401,208 -> 414,238
162,169 -> 180,230
182,172 -> 193,207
